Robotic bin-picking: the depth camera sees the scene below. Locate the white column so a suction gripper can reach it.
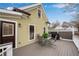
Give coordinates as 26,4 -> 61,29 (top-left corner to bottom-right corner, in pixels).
6,44 -> 13,56
72,27 -> 74,40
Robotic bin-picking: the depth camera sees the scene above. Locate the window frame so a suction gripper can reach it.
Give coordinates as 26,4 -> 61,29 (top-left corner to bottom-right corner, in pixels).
38,9 -> 41,18
2,22 -> 14,37
29,24 -> 35,40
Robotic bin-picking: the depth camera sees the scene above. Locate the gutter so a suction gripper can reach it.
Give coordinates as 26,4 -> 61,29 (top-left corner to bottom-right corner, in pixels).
0,9 -> 23,16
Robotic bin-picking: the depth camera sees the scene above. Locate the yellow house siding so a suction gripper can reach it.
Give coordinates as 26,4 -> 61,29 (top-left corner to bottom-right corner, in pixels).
0,18 -> 29,48
16,19 -> 28,48
17,5 -> 48,48
0,5 -> 48,48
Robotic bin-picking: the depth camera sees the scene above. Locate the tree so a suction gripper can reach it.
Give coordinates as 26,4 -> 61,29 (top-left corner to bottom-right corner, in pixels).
70,21 -> 79,31
51,21 -> 60,28
62,22 -> 69,29
63,3 -> 79,31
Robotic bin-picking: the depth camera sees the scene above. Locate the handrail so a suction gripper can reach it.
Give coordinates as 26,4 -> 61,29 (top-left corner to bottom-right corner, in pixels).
0,42 -> 12,47
0,42 -> 13,56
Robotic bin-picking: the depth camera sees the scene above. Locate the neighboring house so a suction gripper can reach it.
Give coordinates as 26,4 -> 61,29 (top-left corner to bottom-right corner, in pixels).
0,4 -> 48,48
48,22 -> 78,40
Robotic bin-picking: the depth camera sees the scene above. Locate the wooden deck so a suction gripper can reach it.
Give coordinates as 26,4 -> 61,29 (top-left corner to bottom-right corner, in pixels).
13,40 -> 79,56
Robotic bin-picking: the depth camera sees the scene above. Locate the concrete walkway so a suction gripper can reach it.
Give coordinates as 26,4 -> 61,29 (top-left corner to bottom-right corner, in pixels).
13,40 -> 79,56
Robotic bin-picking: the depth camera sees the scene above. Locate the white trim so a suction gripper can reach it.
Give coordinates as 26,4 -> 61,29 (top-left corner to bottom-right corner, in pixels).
73,35 -> 79,51
0,42 -> 13,56
0,18 -> 16,23
19,3 -> 48,21
19,4 -> 41,10
60,39 -> 73,41
41,4 -> 48,21
0,9 -> 23,16
28,24 -> 36,43
0,18 -> 17,48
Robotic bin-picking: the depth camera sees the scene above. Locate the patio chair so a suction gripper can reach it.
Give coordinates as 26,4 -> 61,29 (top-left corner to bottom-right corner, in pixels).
37,34 -> 55,47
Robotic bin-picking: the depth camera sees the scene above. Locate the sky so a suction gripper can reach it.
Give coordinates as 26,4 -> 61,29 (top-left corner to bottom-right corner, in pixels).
43,3 -> 74,23
0,3 -> 77,23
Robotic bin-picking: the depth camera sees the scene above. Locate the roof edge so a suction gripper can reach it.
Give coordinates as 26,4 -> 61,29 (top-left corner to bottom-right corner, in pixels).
19,3 -> 42,10
0,8 -> 23,16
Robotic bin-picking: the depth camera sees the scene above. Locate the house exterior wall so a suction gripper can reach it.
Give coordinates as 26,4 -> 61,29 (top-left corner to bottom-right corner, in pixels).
0,5 -> 48,48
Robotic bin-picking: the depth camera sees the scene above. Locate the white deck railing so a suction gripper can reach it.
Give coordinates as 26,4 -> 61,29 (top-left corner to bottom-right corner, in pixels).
0,42 -> 13,56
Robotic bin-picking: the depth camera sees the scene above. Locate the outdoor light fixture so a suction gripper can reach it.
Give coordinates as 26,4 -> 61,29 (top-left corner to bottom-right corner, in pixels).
18,23 -> 21,28
46,21 -> 50,24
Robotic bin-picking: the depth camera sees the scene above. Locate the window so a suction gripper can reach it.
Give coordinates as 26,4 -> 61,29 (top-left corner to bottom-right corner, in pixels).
43,27 -> 46,33
38,9 -> 41,18
2,23 -> 14,37
29,25 -> 34,40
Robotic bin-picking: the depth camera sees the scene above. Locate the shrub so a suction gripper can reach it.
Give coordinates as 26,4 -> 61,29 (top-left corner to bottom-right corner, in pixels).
42,32 -> 48,39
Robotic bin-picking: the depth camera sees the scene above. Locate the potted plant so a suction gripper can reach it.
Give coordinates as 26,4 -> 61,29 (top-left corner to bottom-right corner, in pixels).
37,33 -> 52,46
42,32 -> 48,39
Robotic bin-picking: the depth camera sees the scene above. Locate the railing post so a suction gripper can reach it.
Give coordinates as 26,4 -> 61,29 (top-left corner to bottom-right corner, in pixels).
72,27 -> 74,40
2,48 -> 4,56
6,44 -> 13,56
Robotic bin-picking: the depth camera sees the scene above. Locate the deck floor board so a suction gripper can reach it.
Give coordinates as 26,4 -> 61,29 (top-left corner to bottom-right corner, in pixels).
13,40 -> 79,56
